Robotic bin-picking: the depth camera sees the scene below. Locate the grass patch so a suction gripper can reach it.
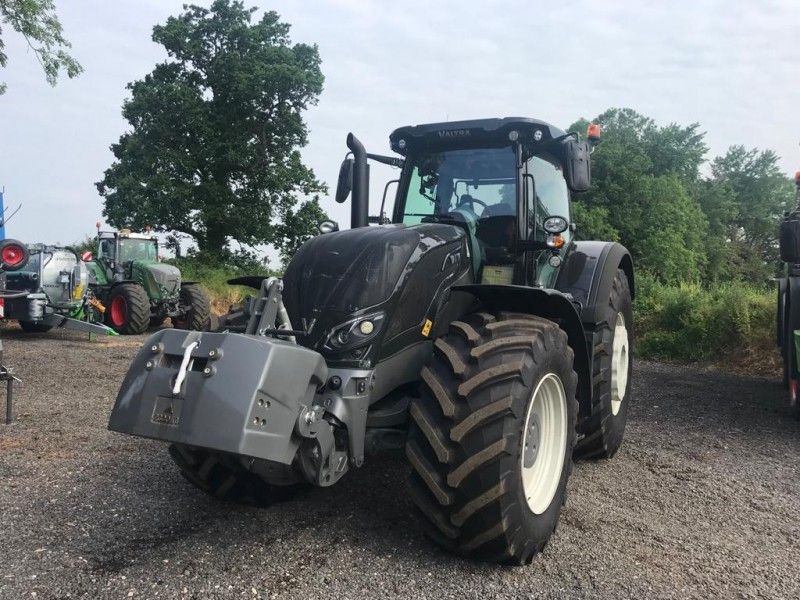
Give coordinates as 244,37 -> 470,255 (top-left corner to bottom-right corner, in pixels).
168,256 -> 278,315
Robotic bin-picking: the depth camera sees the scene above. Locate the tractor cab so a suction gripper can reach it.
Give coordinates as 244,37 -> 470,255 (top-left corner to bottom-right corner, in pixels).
387,118 -> 591,289
96,230 -> 158,280
96,230 -> 159,259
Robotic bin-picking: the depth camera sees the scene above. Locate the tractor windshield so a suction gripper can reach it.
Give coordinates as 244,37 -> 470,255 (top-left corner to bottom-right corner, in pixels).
118,238 -> 158,263
400,146 -> 517,225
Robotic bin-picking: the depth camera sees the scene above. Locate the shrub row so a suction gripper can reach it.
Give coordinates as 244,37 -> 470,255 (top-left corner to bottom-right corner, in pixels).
634,274 -> 775,361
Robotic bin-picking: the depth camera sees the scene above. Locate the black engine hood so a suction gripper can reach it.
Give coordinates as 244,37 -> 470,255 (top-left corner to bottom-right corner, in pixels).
282,223 -> 469,361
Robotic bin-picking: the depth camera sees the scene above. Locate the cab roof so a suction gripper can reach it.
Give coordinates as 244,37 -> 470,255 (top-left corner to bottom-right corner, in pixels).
99,230 -> 157,241
389,117 -> 568,156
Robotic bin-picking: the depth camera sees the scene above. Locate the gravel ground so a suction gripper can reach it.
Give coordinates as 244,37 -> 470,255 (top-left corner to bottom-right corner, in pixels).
1,326 -> 799,600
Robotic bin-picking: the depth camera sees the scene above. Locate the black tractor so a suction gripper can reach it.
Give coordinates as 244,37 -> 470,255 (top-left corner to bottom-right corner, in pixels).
109,117 -> 634,564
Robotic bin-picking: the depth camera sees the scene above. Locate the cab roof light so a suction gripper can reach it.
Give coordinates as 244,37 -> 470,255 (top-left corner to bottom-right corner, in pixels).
587,123 -> 602,144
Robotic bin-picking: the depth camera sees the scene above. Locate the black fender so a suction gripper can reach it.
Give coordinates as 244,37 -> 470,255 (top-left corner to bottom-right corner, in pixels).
452,284 -> 592,417
556,241 -> 634,326
227,275 -> 270,290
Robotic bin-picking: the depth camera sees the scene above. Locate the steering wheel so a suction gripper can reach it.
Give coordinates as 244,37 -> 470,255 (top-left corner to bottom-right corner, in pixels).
457,194 -> 487,213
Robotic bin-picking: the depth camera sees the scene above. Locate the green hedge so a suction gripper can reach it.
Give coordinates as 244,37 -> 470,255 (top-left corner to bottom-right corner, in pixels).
634,274 -> 775,361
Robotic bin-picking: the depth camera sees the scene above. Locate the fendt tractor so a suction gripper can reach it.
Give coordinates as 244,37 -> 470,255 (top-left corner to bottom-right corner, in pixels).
1,244 -> 115,336
777,170 -> 800,415
109,118 -> 634,564
87,229 -> 210,334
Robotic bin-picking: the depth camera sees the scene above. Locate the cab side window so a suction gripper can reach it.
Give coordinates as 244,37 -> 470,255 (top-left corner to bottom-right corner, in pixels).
98,239 -> 114,259
527,156 -> 571,244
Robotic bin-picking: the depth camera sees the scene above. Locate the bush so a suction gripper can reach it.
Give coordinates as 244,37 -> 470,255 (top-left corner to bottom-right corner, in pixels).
634,273 -> 774,362
168,256 -> 280,314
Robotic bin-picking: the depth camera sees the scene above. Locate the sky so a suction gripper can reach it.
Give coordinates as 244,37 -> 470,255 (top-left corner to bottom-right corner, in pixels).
1,0 -> 799,256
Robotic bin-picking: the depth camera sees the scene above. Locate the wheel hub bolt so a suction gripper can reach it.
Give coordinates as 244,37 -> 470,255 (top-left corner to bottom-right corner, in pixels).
523,414 -> 541,468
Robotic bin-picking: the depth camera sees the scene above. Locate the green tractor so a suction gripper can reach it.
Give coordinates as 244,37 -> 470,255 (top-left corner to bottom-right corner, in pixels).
86,229 -> 210,335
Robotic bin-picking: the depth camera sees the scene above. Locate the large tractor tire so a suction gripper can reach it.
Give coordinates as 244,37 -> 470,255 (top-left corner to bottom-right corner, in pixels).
406,311 -> 578,564
174,284 -> 211,331
19,321 -> 53,333
168,444 -> 300,505
105,283 -> 150,335
574,268 -> 633,460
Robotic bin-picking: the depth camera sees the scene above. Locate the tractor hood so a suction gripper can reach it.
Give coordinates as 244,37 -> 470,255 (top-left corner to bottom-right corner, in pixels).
132,261 -> 181,298
283,223 -> 471,364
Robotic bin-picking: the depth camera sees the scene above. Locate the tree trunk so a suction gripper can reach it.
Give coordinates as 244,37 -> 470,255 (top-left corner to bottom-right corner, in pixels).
198,222 -> 228,258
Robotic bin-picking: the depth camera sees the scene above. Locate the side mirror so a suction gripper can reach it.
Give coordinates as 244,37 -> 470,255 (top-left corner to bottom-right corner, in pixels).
335,158 -> 354,204
565,139 -> 591,193
81,251 -> 93,262
318,220 -> 339,234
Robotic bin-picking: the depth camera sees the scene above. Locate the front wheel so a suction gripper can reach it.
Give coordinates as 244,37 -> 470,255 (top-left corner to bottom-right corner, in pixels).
105,283 -> 150,335
168,444 -> 303,505
173,284 -> 211,331
405,311 -> 578,564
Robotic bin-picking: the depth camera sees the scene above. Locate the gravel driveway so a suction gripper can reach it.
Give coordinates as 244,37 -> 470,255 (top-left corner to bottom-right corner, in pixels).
1,327 -> 798,599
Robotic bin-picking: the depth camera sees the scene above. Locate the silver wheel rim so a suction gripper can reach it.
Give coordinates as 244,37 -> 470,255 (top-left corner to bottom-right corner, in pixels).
521,373 -> 568,515
611,312 -> 629,416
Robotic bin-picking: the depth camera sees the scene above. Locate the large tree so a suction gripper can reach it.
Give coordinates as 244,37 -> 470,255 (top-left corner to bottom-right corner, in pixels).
97,1 -> 326,259
706,146 -> 794,283
569,108 -> 709,283
0,0 -> 82,94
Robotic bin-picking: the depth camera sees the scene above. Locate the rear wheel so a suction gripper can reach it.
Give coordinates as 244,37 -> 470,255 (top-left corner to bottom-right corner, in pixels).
105,283 -> 150,335
174,284 -> 211,331
405,311 -> 578,564
574,268 -> 633,460
19,321 -> 53,333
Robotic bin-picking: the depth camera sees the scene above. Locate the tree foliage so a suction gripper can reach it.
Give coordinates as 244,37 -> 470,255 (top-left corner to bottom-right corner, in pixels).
97,0 -> 326,260
570,108 -> 793,286
0,0 -> 82,94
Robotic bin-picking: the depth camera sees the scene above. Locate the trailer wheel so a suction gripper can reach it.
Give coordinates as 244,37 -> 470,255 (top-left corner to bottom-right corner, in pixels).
174,284 -> 211,331
406,311 -> 577,564
105,283 -> 150,335
19,321 -> 53,333
167,444 -> 300,505
574,268 -> 633,460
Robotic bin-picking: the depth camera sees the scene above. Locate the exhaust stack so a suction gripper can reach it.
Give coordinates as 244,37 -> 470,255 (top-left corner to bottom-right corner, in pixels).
347,133 -> 369,229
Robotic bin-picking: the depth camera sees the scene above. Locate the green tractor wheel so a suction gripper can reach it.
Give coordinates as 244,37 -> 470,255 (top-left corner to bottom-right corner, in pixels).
106,283 -> 150,335
173,283 -> 211,331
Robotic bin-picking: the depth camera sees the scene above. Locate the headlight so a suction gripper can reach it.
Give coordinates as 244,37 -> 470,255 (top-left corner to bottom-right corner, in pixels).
543,216 -> 568,234
325,312 -> 385,350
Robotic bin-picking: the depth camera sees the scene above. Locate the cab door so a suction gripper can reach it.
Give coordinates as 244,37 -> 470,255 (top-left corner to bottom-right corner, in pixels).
524,155 -> 573,289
